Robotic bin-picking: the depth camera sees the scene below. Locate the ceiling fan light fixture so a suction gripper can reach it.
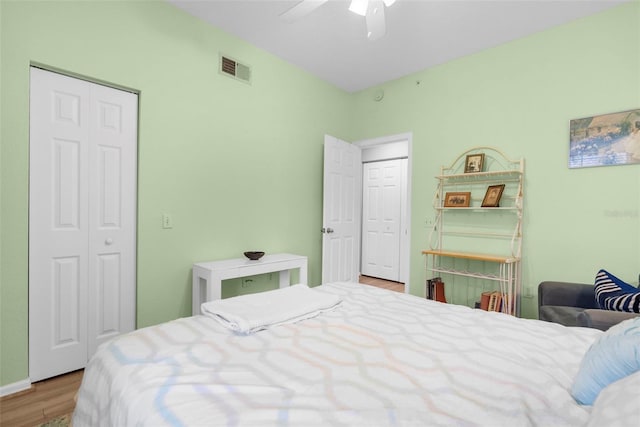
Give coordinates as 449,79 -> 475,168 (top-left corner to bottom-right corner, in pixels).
349,0 -> 369,17
365,1 -> 386,41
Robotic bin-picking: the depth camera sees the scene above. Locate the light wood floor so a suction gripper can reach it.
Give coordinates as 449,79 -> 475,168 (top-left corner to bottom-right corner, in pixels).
0,277 -> 402,426
359,274 -> 405,293
0,369 -> 83,427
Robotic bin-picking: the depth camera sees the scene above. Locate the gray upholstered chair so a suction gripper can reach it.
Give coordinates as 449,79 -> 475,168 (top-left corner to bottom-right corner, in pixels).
538,281 -> 639,331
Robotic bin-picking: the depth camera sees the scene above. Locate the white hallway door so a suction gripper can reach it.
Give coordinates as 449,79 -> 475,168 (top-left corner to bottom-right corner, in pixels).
321,135 -> 362,283
361,159 -> 406,282
29,67 -> 137,382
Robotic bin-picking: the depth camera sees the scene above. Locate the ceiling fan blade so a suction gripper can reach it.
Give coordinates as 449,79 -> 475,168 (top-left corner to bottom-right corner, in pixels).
280,0 -> 329,22
365,0 -> 386,41
349,0 -> 369,17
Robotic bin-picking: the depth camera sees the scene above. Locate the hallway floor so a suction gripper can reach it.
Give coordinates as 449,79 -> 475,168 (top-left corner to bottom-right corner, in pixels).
359,275 -> 404,293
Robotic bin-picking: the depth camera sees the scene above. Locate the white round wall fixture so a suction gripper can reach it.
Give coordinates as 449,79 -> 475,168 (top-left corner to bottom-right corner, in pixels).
373,89 -> 385,102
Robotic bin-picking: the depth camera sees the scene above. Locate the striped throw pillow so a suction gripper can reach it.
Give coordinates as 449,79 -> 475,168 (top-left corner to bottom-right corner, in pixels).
594,269 -> 640,313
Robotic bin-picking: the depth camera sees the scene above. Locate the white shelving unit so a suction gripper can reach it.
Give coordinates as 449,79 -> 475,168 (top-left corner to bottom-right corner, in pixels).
423,147 -> 524,316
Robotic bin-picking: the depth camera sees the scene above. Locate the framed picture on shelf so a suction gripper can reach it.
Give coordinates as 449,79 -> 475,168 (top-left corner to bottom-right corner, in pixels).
464,153 -> 485,173
444,191 -> 471,207
481,184 -> 505,207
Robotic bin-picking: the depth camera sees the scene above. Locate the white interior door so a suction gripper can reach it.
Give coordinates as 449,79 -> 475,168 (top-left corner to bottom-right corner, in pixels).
361,159 -> 406,281
321,135 -> 362,283
355,134 -> 412,288
29,67 -> 137,382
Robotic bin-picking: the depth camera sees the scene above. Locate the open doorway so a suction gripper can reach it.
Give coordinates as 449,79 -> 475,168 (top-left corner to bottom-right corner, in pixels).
354,133 -> 412,293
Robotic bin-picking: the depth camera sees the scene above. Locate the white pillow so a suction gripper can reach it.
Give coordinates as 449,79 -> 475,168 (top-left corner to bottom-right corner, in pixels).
587,370 -> 640,427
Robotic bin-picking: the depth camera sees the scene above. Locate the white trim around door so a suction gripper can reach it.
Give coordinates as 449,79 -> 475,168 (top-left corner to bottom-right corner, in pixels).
355,132 -> 412,291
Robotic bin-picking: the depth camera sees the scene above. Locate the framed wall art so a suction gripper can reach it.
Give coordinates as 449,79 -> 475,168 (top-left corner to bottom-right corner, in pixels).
481,185 -> 505,207
464,153 -> 485,173
444,192 -> 471,207
569,108 -> 640,168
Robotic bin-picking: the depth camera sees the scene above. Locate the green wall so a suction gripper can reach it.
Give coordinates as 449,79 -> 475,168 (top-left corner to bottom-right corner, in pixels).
1,0 -> 638,388
351,2 -> 640,317
0,0 -> 352,386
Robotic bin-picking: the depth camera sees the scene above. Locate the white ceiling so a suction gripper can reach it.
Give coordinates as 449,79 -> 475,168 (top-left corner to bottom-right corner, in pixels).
167,0 -> 627,93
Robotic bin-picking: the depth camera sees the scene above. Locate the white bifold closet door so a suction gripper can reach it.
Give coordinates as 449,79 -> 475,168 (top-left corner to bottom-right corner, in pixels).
29,67 -> 137,382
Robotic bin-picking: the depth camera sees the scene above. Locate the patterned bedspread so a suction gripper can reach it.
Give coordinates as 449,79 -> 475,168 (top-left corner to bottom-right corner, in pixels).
73,282 -> 601,426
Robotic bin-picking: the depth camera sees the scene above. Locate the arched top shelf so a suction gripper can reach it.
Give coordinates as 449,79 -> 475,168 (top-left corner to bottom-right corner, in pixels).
440,146 -> 524,178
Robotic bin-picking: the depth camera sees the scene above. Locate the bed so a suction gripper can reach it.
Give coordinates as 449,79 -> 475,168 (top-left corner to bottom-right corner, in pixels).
72,282 -> 638,426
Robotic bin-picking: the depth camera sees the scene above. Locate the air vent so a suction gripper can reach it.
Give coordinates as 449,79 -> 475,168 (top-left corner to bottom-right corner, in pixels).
220,55 -> 251,84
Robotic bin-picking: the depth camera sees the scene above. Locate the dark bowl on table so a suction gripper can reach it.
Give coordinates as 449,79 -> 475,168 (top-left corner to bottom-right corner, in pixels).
244,251 -> 265,261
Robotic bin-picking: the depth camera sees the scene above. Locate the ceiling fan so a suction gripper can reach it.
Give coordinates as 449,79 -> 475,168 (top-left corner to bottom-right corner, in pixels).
280,0 -> 397,41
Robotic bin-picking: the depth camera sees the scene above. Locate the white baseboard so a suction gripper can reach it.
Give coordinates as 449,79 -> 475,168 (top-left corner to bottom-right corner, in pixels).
0,378 -> 31,397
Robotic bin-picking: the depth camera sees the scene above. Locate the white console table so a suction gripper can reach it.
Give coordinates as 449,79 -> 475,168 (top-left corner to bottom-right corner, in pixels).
192,253 -> 308,315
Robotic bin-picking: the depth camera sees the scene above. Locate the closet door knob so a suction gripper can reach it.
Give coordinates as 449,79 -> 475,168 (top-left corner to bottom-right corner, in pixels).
105,238 -> 113,245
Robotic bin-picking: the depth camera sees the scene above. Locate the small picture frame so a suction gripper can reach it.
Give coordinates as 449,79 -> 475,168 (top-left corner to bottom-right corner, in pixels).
464,153 -> 485,173
444,191 -> 471,207
481,184 -> 505,207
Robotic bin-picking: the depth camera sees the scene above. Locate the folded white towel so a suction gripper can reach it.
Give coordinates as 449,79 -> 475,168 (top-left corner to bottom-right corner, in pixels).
200,284 -> 342,334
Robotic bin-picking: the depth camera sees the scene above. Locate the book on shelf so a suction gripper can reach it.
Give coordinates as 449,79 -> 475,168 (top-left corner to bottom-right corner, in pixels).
480,291 -> 506,312
426,277 -> 447,303
487,292 -> 499,311
426,278 -> 435,300
480,291 -> 492,311
494,293 -> 503,312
